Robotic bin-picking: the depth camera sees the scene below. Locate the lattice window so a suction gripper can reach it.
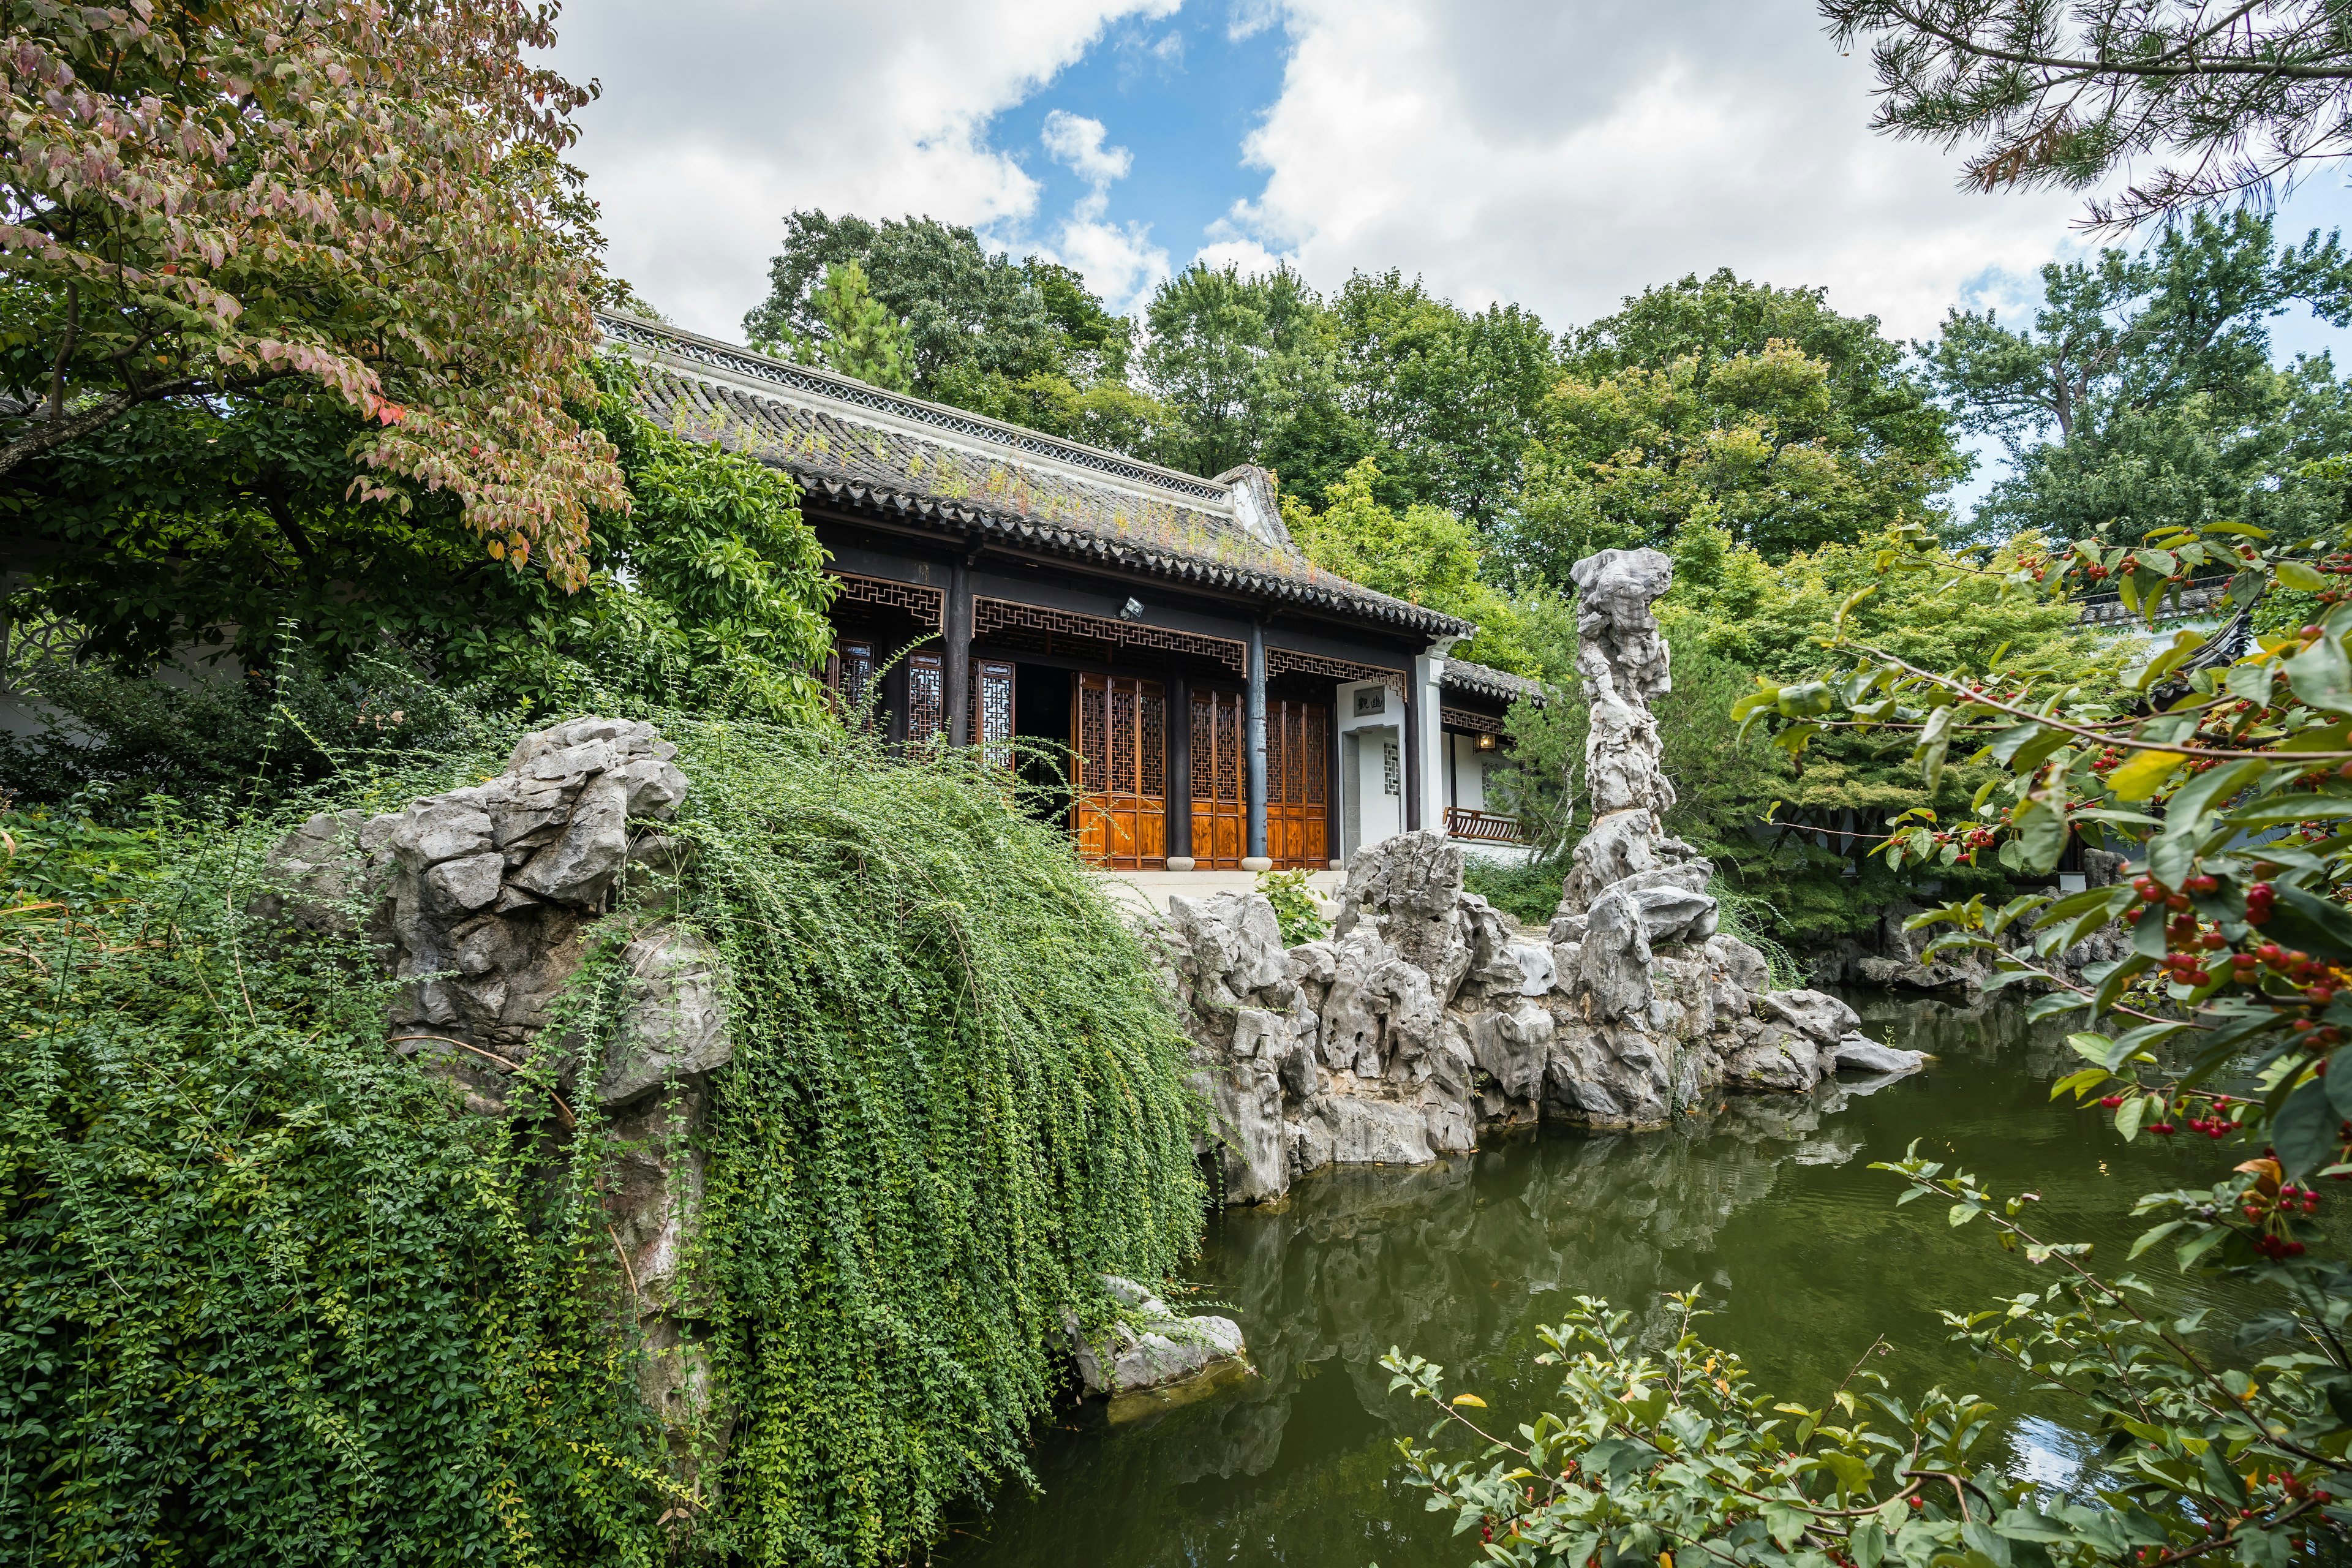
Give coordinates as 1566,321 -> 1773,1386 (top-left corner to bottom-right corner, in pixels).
0,606 -> 83,696
1140,685 -> 1164,796
975,598 -> 1244,674
1267,646 -> 1407,692
829,570 -> 943,628
1265,700 -> 1329,869
907,650 -> 946,747
1073,673 -> 1166,869
974,660 -> 1016,768
1382,741 -> 1401,796
1441,706 -> 1506,736
830,638 -> 879,729
1077,678 -> 1106,792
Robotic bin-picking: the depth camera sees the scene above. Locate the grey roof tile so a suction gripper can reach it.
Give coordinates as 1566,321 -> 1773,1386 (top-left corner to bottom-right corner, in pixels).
603,312 -> 1474,639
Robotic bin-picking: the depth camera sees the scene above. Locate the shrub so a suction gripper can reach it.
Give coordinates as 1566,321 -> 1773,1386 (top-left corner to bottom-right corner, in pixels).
1257,866 -> 1329,946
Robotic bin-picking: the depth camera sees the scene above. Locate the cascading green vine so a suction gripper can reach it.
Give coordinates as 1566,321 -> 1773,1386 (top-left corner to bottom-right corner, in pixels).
655,718 -> 1207,1564
0,790 -> 680,1568
0,716 -> 1208,1565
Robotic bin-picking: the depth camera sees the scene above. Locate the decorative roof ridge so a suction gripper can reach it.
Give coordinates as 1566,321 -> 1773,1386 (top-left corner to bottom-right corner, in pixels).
598,310 -> 1237,508
1443,658 -> 1549,703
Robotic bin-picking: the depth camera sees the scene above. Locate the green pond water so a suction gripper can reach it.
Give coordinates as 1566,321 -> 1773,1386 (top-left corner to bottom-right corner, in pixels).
938,992 -> 2307,1568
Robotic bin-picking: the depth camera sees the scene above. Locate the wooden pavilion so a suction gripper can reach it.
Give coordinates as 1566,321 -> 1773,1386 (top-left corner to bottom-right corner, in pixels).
605,312 -> 1540,872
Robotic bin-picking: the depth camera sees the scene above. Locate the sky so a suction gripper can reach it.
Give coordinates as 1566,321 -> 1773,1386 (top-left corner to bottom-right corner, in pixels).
548,0 -> 2352,496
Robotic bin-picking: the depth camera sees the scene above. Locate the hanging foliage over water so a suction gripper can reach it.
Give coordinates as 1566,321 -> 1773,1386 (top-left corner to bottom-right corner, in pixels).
665,722 -> 1207,1562
0,715 -> 1206,1565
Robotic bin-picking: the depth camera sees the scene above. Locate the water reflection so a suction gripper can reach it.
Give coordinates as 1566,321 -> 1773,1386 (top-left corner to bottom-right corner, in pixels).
939,993 -> 2272,1568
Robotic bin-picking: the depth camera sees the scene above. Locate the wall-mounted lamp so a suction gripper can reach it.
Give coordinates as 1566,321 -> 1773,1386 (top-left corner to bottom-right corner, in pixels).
1118,597 -> 1145,621
1475,733 -> 1498,751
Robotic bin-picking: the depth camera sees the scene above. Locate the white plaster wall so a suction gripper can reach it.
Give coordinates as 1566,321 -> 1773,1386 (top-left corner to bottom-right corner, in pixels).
1334,677 -> 1404,862
1446,733 -> 1490,813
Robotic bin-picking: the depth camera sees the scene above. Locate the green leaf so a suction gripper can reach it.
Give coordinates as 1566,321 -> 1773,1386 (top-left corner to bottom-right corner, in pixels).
2277,560 -> 2331,594
2107,748 -> 2185,801
2225,661 -> 2277,707
2116,1094 -> 2150,1140
2026,990 -> 2090,1022
2051,1066 -> 2109,1101
2160,758 -> 2267,839
2094,953 -> 2154,1011
2014,796 -> 2068,873
2130,1221 -> 2184,1259
1988,720 -> 2046,767
2066,1031 -> 2114,1065
2327,1046 -> 2352,1123
2277,1078 -> 2339,1177
1853,1520 -> 1887,1568
1918,704 -> 1960,793
1763,1504 -> 1809,1550
2285,633 -> 2352,717
2268,885 -> 2352,965
2219,797 -> 2352,830
1777,681 -> 1834,718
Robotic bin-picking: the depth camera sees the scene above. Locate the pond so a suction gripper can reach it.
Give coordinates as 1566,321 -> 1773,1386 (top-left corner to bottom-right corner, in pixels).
937,992 -> 2300,1568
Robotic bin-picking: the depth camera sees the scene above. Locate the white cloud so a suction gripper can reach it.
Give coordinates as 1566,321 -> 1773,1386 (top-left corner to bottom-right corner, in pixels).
548,0 -> 1177,339
1032,111 -> 1169,314
1216,0 -> 2098,341
1227,0 -> 1282,42
1041,110 -> 1134,189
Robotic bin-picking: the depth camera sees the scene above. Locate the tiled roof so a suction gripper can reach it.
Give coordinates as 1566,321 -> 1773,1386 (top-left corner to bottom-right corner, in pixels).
601,312 -> 1474,639
1443,659 -> 1548,706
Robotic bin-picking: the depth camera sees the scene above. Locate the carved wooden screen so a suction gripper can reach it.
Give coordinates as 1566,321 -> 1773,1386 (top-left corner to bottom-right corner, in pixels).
1267,699 -> 1330,869
1189,688 -> 1246,869
1072,673 -> 1166,869
1189,692 -> 1327,869
973,659 -> 1016,767
829,638 -> 878,730
906,651 -> 946,747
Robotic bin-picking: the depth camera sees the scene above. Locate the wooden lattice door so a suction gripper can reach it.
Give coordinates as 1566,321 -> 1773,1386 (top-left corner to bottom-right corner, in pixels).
1189,688 -> 1246,869
1267,700 -> 1330,869
1072,673 -> 1166,869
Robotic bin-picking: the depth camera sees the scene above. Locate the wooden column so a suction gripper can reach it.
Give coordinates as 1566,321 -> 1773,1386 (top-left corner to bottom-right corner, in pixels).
944,562 -> 973,746
1403,676 -> 1422,832
1169,669 -> 1193,861
1325,703 -> 1343,870
1245,622 -> 1269,866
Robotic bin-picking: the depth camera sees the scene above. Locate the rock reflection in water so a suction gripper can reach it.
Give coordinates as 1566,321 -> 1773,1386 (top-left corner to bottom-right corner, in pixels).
938,994 -> 2243,1568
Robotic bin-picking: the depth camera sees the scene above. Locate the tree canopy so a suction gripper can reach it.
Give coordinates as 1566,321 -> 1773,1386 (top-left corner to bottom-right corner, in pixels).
1822,0 -> 2352,229
1501,274 -> 1963,576
1928,210 -> 2352,543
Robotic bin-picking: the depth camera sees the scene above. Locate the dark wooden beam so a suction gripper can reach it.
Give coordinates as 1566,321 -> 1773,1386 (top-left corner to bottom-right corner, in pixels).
1403,671 -> 1422,833
1245,621 -> 1268,867
944,560 -> 973,746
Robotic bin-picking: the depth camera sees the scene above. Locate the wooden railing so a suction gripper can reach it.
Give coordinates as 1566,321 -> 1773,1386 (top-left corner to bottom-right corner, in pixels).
1445,808 -> 1525,845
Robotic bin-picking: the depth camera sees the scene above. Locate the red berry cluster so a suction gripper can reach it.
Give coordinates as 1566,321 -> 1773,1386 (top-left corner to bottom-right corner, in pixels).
2127,876 -> 2344,1008
2306,554 -> 2352,605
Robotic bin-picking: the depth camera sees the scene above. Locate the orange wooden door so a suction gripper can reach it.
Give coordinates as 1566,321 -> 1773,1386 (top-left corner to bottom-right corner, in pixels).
1267,699 -> 1329,869
1072,673 -> 1167,869
1189,688 -> 1245,869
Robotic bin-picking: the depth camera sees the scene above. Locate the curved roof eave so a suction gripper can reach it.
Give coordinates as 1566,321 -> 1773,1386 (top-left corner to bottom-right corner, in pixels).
800,475 -> 1478,639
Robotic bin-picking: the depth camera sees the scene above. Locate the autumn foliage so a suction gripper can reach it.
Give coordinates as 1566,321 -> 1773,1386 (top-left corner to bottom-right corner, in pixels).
0,0 -> 625,585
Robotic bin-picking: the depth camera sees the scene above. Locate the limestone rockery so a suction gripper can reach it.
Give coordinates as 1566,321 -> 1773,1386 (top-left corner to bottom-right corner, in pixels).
1155,547 -> 1920,1207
